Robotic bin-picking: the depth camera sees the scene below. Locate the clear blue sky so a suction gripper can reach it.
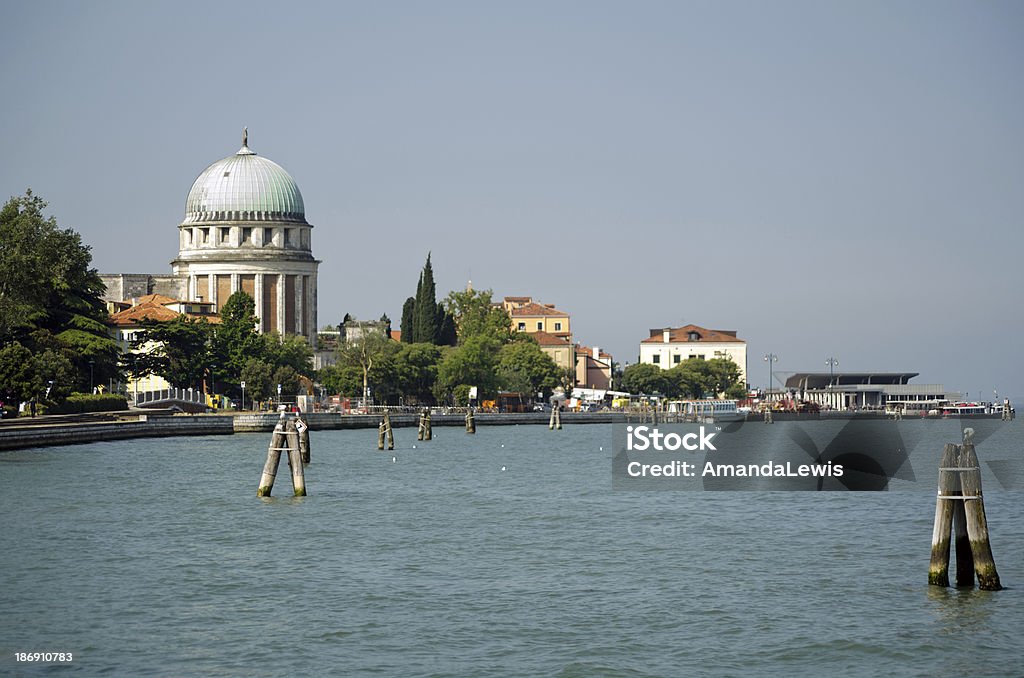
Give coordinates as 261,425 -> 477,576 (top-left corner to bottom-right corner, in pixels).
2,1 -> 1022,396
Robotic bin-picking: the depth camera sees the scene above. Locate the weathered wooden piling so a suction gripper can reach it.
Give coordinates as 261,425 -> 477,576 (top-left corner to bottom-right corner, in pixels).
959,432 -> 1001,590
285,419 -> 306,497
466,408 -> 476,434
257,418 -> 287,497
424,411 -> 432,440
384,411 -> 394,450
417,412 -> 425,440
296,415 -> 310,464
952,495 -> 974,587
378,419 -> 386,450
928,443 -> 958,587
549,405 -> 556,430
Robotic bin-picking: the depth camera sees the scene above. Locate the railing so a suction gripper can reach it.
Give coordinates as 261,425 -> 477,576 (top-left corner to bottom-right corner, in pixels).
130,388 -> 207,406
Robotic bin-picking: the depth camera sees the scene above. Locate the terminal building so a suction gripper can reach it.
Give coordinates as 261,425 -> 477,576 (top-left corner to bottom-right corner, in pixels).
784,372 -> 960,411
101,130 -> 320,346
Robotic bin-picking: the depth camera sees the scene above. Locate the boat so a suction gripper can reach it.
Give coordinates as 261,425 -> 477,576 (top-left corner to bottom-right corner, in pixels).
667,399 -> 746,422
939,402 -> 1004,418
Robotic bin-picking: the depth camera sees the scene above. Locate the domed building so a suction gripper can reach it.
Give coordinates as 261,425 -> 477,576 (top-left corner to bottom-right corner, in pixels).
102,130 -> 319,346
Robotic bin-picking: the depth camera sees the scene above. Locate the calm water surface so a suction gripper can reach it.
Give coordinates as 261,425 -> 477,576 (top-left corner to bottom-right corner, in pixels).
1,424 -> 1022,676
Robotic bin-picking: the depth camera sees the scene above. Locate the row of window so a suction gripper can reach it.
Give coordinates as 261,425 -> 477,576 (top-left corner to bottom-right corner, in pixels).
184,226 -> 304,248
652,354 -> 706,364
517,321 -> 563,331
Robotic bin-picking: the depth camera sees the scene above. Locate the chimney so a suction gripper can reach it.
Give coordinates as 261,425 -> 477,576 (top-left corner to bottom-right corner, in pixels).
663,329 -> 670,343
593,346 -> 600,362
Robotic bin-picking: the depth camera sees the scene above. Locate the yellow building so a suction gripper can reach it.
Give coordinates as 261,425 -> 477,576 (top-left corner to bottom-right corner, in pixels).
503,297 -> 571,339
530,330 -> 576,374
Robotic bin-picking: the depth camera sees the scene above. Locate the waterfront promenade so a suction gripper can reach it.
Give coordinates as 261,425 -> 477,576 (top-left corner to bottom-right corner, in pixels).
0,410 -> 627,451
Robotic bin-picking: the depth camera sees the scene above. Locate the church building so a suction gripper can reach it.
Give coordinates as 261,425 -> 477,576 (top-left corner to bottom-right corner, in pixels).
101,130 -> 320,346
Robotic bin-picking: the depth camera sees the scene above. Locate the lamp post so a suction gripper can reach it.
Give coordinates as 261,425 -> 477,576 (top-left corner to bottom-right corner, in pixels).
89,359 -> 95,393
763,353 -> 778,404
240,380 -> 246,411
825,357 -> 840,386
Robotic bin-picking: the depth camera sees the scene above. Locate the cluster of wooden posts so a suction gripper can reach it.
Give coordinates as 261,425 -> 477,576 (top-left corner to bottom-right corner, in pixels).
928,428 -> 1002,591
374,408 -> 477,451
549,404 -> 562,430
257,414 -> 310,497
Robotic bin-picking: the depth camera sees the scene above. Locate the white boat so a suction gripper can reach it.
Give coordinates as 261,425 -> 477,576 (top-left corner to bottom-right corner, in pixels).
667,399 -> 746,422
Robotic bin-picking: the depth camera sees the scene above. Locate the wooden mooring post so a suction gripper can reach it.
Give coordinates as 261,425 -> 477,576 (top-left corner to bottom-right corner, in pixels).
424,411 -> 433,440
378,419 -> 386,450
296,415 -> 310,464
257,415 -> 307,497
549,404 -> 562,430
384,411 -> 394,450
466,407 -> 476,434
928,429 -> 1001,591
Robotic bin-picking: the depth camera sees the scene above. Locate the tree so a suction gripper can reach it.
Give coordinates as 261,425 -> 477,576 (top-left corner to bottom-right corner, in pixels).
399,297 -> 415,343
414,253 -> 439,343
620,363 -> 669,395
129,316 -> 212,390
434,335 -> 501,403
336,330 -> 396,402
210,292 -> 262,385
0,191 -> 120,390
496,337 -> 561,396
393,342 -> 442,404
443,288 -> 512,344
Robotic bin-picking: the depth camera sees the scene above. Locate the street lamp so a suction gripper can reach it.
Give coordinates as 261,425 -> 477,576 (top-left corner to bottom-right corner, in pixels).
763,353 -> 779,403
825,357 -> 840,387
89,359 -> 95,393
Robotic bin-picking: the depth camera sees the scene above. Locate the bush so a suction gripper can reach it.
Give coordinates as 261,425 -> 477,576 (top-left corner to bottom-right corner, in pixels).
48,393 -> 129,414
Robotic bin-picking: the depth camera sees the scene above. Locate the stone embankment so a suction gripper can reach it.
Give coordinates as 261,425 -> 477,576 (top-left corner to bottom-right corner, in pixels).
0,411 -> 625,451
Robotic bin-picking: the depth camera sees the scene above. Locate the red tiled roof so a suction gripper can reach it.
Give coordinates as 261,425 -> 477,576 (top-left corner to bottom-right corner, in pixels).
575,345 -> 612,360
640,324 -> 745,344
510,302 -> 568,317
134,293 -> 179,306
503,296 -> 532,302
530,330 -> 571,346
109,301 -> 220,326
390,330 -> 402,342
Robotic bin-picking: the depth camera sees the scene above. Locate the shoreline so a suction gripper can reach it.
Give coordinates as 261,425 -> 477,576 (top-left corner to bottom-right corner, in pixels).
0,409 -> 988,452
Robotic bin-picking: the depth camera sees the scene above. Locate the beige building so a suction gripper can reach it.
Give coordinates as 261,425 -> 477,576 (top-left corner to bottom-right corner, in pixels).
639,325 -> 747,383
575,345 -> 613,390
530,330 -> 575,374
503,297 -> 571,339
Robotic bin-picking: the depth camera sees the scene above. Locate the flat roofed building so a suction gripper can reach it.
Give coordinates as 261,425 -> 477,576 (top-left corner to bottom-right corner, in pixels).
784,372 -> 960,411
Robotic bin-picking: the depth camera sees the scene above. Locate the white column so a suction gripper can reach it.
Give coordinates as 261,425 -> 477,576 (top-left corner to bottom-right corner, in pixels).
207,275 -> 216,307
231,273 -> 240,294
277,273 -> 286,335
309,272 -> 318,348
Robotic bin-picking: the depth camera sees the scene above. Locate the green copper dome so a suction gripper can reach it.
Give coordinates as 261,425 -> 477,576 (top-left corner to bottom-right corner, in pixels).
183,130 -> 306,224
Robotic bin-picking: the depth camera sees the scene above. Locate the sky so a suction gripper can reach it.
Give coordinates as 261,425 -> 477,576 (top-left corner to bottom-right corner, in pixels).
2,1 -> 1022,397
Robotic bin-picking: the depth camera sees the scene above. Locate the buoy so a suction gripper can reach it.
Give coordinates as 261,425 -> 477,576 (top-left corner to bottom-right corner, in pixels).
392,456 -> 396,463
501,466 -> 507,471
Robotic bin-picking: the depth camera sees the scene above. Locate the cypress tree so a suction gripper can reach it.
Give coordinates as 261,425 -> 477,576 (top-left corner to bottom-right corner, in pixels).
400,297 -> 416,343
414,253 -> 439,343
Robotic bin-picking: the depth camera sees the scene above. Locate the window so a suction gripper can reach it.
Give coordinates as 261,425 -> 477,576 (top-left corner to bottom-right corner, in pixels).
242,227 -> 252,244
219,227 -> 229,244
673,355 -> 681,364
653,355 -> 660,364
554,322 -> 562,331
517,322 -> 526,331
200,228 -> 209,244
537,321 -> 543,330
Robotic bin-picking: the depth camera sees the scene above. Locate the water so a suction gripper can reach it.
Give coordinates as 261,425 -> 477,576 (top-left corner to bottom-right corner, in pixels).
1,424 -> 1022,676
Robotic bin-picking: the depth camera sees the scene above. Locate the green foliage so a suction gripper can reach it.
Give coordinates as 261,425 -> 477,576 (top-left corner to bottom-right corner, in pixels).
443,288 -> 512,345
272,365 -> 302,397
620,363 -> 670,395
0,191 -> 120,390
399,297 -> 415,343
401,254 -> 455,345
435,335 -> 501,402
496,338 -> 561,396
336,330 -> 398,402
318,363 -> 364,397
0,342 -> 37,403
393,342 -> 442,403
48,393 -> 128,414
414,253 -> 439,343
130,316 -> 213,390
211,292 -> 262,381
239,358 -> 274,401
